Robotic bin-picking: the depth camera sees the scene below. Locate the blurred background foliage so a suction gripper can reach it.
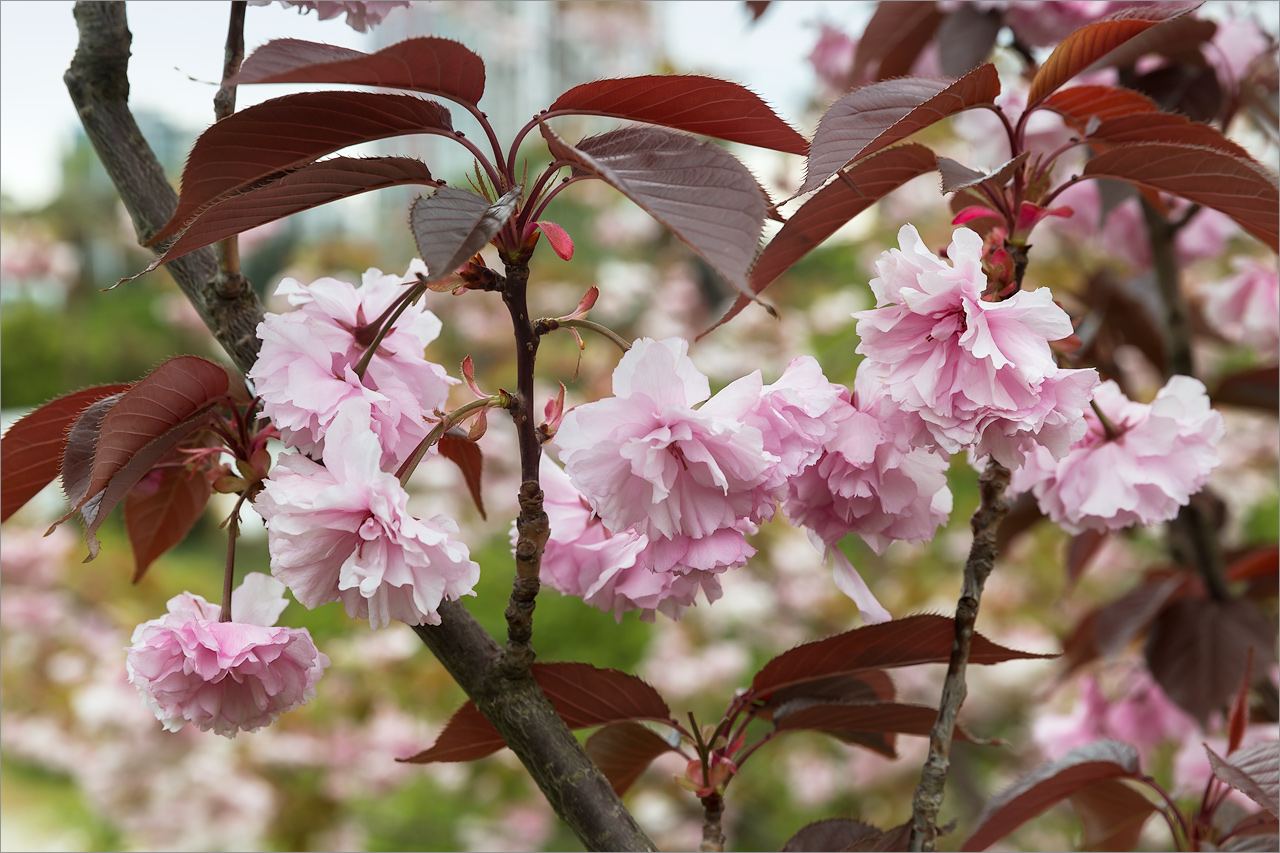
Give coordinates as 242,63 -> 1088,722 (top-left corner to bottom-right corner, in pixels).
2,1 -> 1277,851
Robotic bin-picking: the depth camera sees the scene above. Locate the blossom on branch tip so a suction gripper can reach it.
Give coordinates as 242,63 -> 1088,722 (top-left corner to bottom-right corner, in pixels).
1009,377 -> 1225,533
250,261 -> 455,467
124,573 -> 329,738
854,225 -> 1099,467
255,401 -> 480,629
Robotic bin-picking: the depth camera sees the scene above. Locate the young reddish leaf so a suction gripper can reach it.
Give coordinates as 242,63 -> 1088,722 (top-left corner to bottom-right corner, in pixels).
150,92 -> 454,245
583,722 -> 676,796
59,394 -> 129,518
773,701 -> 984,745
1213,366 -> 1280,413
1,383 -> 130,522
782,818 -> 885,852
1083,142 -> 1280,251
547,76 -> 808,155
1207,743 -> 1280,819
938,152 -> 1029,194
124,459 -> 214,582
961,741 -> 1144,852
409,185 -> 520,283
138,157 -> 439,274
1228,546 -> 1280,584
851,1 -> 944,83
1145,597 -> 1277,725
534,221 -> 574,260
542,123 -> 767,296
436,428 -> 485,520
403,662 -> 673,764
230,37 -> 486,107
1039,85 -> 1162,129
1084,14 -> 1218,74
750,614 -> 1053,699
1088,113 -> 1254,161
1026,4 -> 1201,106
799,65 -> 999,195
707,144 -> 937,334
1068,778 -> 1158,852
1066,528 -> 1109,586
1228,648 -> 1256,755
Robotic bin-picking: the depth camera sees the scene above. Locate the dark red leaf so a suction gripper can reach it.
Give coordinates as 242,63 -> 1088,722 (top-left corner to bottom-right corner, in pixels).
962,740 -> 1145,851
1027,4 -> 1201,106
124,459 -> 213,582
1145,597 -> 1277,725
853,821 -> 912,852
1068,778 -> 1158,852
70,357 -> 228,515
782,818 -> 884,852
773,701 -> 984,746
760,671 -> 897,715
937,4 -> 1003,77
436,429 -> 485,520
150,92 -> 454,245
1228,546 -> 1279,584
409,185 -> 519,283
1093,572 -> 1194,659
542,123 -> 767,295
583,722 -> 676,796
706,144 -> 937,334
1085,15 -> 1218,72
1,384 -> 130,522
140,157 -> 439,273
1039,85 -> 1162,129
1088,113 -> 1254,161
745,1 -> 770,22
851,2 -> 944,84
938,152 -> 1028,194
231,37 -> 486,106
1083,142 -> 1279,251
799,64 -> 999,195
547,76 -> 808,155
1213,366 -> 1280,412
1067,528 -> 1109,586
400,702 -> 505,763
59,394 -> 126,518
1208,742 -> 1280,819
750,614 -> 1053,700
403,662 -> 673,764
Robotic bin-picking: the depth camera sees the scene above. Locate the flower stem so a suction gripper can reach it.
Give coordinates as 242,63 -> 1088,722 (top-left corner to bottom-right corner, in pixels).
218,491 -> 250,623
353,279 -> 427,381
1090,398 -> 1122,440
395,395 -> 509,487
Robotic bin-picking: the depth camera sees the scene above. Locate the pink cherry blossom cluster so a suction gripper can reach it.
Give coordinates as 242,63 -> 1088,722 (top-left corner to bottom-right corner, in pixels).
125,574 -> 329,738
1201,257 -> 1280,358
251,264 -> 481,629
550,338 -> 954,623
247,0 -> 409,32
1011,376 -> 1225,533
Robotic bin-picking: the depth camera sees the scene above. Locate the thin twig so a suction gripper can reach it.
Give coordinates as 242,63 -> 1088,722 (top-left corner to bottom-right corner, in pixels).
699,792 -> 726,853
908,459 -> 1012,852
213,1 -> 247,291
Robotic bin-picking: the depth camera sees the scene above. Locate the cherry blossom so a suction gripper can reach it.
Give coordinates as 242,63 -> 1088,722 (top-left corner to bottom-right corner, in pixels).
247,0 -> 409,31
255,401 -> 480,629
250,261 -> 455,467
1201,257 -> 1280,357
1010,376 -> 1225,533
124,573 -> 329,738
534,456 -> 731,623
854,225 -> 1098,467
556,338 -> 778,541
744,355 -> 847,496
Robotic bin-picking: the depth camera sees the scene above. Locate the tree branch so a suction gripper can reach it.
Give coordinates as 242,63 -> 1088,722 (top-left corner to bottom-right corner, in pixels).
908,459 -> 1011,852
65,4 -> 654,849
